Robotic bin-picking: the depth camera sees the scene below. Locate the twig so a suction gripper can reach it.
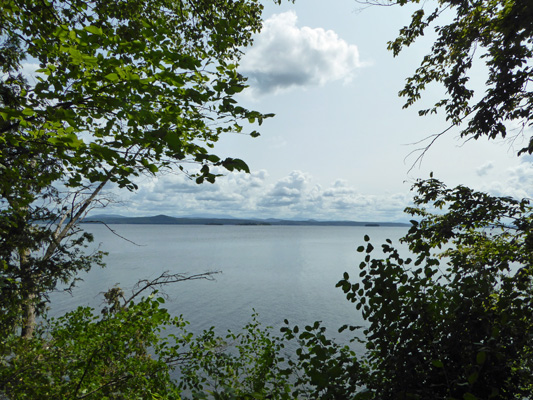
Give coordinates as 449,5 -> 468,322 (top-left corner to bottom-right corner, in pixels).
403,123 -> 457,173
81,220 -> 144,246
125,271 -> 221,305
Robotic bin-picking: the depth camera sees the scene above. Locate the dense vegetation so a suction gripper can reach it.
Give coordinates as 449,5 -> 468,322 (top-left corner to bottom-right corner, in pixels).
1,0 -> 283,397
1,0 -> 533,399
1,0 -> 274,340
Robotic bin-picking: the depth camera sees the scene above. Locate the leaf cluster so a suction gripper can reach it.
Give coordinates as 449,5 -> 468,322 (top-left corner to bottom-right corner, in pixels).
2,0 -> 272,191
337,178 -> 533,399
1,294 -> 186,399
387,0 -> 533,154
0,0 -> 275,338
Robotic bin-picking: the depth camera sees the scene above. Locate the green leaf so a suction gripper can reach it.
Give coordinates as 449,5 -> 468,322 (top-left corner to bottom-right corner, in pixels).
165,132 -> 182,152
83,25 -> 103,35
104,73 -> 119,81
476,351 -> 486,365
468,372 -> 479,385
222,158 -> 249,173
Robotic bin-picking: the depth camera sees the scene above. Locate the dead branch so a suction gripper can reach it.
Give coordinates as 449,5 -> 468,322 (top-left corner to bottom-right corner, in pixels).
45,173 -> 112,261
403,122 -> 457,173
124,270 -> 221,305
81,220 -> 144,247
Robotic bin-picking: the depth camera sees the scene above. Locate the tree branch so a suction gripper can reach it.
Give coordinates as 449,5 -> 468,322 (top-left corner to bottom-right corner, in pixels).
124,271 -> 220,305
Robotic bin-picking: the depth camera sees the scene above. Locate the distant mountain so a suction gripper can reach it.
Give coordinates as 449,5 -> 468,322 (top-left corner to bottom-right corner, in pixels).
82,214 -> 410,227
88,214 -> 127,219
180,213 -> 237,219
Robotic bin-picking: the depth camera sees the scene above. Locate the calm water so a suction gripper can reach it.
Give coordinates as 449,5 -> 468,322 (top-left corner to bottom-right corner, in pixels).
49,224 -> 409,340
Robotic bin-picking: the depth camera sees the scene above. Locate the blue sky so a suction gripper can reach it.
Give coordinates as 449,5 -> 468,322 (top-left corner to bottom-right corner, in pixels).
99,0 -> 533,221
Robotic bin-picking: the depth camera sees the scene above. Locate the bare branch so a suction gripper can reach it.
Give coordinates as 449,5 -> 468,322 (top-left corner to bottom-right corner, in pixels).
403,122 -> 458,172
125,271 -> 221,305
44,172 -> 113,261
354,0 -> 397,6
81,220 -> 144,247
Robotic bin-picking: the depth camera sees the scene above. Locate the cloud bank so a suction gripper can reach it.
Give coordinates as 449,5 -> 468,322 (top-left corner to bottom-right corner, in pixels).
480,156 -> 533,200
98,157 -> 533,223
102,170 -> 410,222
241,11 -> 363,95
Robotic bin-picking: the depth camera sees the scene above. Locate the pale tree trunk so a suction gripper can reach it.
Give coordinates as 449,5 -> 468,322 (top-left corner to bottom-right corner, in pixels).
19,247 -> 36,339
20,294 -> 36,339
18,175 -> 111,338
45,177 -> 109,260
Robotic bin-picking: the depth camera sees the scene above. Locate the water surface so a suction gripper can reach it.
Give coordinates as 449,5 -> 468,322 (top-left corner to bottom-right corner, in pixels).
50,224 -> 409,339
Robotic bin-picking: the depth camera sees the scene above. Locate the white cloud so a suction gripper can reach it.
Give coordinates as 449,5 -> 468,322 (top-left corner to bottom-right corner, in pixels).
101,170 -> 410,222
476,161 -> 494,177
323,179 -> 357,197
478,157 -> 533,199
241,11 -> 363,95
258,170 -> 313,207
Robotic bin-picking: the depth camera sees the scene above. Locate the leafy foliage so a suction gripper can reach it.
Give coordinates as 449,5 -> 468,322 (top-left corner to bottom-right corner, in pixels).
281,321 -> 367,400
381,0 -> 533,154
1,297 -> 356,400
1,0 -> 273,188
180,315 -> 365,400
180,312 -> 293,400
1,294 -> 186,399
0,0 -> 276,338
337,178 -> 533,399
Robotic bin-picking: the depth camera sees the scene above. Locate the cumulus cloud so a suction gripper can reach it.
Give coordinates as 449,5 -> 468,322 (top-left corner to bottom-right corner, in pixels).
258,171 -> 311,207
476,161 -> 494,177
323,179 -> 357,197
252,174 -> 410,221
96,156 -> 533,222
478,157 -> 533,199
241,11 -> 363,95
100,170 -> 410,222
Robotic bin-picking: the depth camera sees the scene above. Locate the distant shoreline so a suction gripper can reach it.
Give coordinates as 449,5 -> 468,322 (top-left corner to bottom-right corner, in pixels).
82,214 -> 410,227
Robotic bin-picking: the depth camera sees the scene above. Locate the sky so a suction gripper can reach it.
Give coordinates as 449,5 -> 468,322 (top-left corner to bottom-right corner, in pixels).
101,0 -> 533,222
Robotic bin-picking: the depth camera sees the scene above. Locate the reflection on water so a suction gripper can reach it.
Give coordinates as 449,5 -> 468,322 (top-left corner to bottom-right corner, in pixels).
49,224 -> 409,344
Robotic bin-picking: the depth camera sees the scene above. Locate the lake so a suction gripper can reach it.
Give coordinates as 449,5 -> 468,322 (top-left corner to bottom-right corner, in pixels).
49,224 -> 410,342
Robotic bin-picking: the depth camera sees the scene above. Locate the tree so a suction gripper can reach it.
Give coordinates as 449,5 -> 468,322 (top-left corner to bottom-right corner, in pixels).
337,178 -> 533,399
0,0 -> 277,337
0,272 -> 218,399
2,273 -> 358,400
328,1 -> 533,398
363,0 -> 533,156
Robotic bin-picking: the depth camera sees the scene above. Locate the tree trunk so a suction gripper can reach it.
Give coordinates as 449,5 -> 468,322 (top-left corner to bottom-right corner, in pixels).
19,247 -> 36,339
17,172 -> 112,338
20,293 -> 36,339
